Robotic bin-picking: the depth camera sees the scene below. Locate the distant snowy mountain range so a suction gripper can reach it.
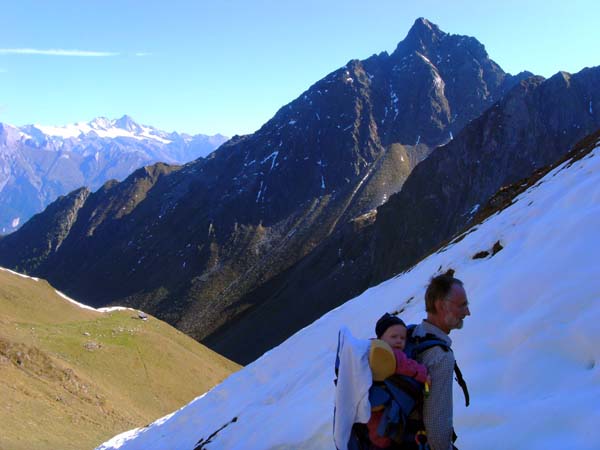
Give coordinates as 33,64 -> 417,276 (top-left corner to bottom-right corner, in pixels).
21,116 -> 177,144
9,114 -> 227,160
0,116 -> 227,233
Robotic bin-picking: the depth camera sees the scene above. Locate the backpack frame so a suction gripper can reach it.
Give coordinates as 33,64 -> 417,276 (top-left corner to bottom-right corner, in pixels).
334,324 -> 469,450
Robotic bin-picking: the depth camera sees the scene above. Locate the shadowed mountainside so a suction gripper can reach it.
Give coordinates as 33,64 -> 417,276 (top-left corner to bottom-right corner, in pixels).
207,67 -> 600,363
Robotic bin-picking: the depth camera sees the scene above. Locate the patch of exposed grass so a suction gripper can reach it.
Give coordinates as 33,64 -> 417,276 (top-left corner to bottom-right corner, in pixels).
0,269 -> 240,450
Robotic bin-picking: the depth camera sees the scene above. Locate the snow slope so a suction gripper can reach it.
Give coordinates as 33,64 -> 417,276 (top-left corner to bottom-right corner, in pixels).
97,143 -> 600,450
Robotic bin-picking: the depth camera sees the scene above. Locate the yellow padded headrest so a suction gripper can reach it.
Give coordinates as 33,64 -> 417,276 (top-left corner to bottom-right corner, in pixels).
369,339 -> 396,381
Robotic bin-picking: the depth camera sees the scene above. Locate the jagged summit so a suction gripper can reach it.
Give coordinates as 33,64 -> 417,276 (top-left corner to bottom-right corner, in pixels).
88,116 -> 112,130
393,17 -> 446,56
114,114 -> 143,133
86,115 -> 144,134
548,70 -> 572,86
391,17 -> 491,64
406,17 -> 444,42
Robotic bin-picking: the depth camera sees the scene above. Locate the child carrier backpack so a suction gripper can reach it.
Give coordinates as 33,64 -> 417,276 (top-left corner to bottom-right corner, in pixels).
334,324 -> 469,450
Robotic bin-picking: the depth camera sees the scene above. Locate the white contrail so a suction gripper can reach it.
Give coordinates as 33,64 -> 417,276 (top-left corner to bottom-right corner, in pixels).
0,48 -> 118,57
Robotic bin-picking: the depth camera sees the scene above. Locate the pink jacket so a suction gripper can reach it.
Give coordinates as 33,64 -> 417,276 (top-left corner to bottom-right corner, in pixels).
367,349 -> 429,447
393,348 -> 428,383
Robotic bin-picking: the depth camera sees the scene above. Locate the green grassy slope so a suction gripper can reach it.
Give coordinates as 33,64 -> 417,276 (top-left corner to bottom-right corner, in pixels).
0,267 -> 240,450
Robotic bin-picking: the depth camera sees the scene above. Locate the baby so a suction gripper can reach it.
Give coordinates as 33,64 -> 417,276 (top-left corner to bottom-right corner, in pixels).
367,313 -> 429,448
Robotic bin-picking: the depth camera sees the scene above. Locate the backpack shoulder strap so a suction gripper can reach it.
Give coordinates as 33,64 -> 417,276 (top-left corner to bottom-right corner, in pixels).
333,329 -> 342,385
407,324 -> 470,407
406,325 -> 450,355
454,361 -> 470,407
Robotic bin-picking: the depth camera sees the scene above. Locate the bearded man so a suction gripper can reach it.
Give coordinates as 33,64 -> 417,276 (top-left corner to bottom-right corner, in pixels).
412,271 -> 471,450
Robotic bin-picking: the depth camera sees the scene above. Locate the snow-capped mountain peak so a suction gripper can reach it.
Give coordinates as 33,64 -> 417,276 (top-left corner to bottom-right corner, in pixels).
88,116 -> 113,130
114,115 -> 144,133
27,116 -> 172,144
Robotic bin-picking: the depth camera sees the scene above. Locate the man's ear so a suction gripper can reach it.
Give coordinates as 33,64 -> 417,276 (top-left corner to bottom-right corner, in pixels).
433,298 -> 445,313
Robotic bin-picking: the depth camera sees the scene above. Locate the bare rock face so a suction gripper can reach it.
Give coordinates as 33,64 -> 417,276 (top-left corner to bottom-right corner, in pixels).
0,187 -> 90,272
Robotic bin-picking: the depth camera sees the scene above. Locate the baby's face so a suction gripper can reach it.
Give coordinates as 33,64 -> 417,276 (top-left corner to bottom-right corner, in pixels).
380,324 -> 407,351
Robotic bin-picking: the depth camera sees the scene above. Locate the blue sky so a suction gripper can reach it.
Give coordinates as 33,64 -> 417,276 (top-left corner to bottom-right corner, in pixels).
0,0 -> 598,136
